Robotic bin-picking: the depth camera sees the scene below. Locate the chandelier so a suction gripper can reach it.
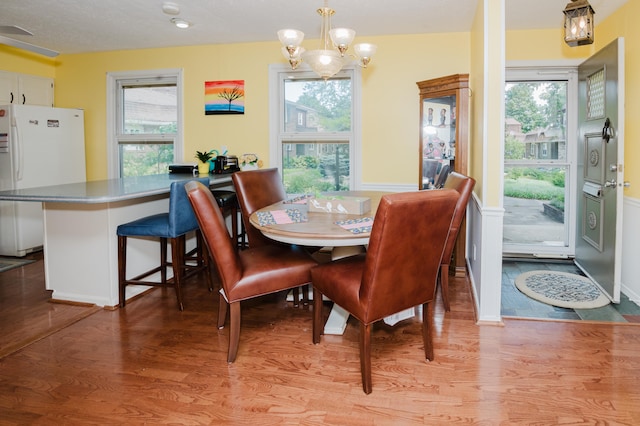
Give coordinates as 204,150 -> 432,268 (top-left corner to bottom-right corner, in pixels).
563,0 -> 595,47
277,2 -> 377,80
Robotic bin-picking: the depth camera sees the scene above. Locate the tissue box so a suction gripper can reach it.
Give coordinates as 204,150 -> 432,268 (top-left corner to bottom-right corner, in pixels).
307,195 -> 371,215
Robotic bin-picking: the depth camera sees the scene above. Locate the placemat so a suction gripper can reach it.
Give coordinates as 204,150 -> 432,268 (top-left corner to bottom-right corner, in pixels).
335,217 -> 374,234
283,194 -> 313,204
257,209 -> 306,225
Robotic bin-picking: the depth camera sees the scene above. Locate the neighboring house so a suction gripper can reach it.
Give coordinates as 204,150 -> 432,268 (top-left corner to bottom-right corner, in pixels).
284,100 -> 320,133
283,100 -> 340,160
506,117 -> 566,160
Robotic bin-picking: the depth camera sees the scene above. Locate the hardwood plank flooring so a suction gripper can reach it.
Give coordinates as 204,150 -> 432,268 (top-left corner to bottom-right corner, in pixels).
1,255 -> 640,424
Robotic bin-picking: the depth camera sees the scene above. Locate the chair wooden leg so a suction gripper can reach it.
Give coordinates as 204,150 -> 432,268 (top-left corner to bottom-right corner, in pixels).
202,244 -> 215,292
171,236 -> 185,311
227,302 -> 241,363
421,301 -> 434,361
359,322 -> 373,394
440,263 -> 451,312
302,284 -> 309,306
217,293 -> 228,329
230,206 -> 238,252
312,287 -> 324,344
292,286 -> 300,307
160,237 -> 168,284
118,235 -> 127,308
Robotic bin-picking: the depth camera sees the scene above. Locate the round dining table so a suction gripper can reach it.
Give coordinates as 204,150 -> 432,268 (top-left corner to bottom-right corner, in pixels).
248,190 -> 388,248
249,190 -> 390,335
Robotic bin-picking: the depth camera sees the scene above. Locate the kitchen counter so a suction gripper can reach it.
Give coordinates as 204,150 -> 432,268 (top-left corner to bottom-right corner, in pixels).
0,173 -> 233,308
0,172 -> 232,203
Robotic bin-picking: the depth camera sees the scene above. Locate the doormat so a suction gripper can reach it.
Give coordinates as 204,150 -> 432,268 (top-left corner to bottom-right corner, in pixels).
515,270 -> 610,309
0,257 -> 35,273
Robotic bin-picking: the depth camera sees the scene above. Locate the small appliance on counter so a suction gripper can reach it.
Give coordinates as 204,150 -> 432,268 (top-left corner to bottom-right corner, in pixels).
214,155 -> 240,174
168,163 -> 198,174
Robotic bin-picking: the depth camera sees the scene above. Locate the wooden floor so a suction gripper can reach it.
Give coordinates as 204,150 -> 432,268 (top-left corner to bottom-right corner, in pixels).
1,254 -> 640,424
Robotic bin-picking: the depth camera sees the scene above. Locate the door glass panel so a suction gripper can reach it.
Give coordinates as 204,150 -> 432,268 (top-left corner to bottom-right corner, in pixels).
504,81 -> 570,252
503,165 -> 567,247
421,95 -> 455,189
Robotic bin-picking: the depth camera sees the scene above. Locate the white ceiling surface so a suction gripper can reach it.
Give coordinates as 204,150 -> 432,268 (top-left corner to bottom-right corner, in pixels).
0,0 -> 629,55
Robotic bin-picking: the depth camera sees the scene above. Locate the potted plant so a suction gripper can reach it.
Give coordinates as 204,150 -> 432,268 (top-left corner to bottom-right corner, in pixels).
195,150 -> 214,174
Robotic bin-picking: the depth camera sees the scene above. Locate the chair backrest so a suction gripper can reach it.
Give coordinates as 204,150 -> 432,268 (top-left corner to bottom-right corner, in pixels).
232,168 -> 287,248
441,172 -> 476,264
434,164 -> 451,189
422,159 -> 440,187
185,180 -> 242,291
168,177 -> 209,237
359,189 -> 459,322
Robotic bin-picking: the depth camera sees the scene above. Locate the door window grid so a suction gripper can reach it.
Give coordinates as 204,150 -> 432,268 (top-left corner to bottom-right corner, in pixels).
586,68 -> 605,120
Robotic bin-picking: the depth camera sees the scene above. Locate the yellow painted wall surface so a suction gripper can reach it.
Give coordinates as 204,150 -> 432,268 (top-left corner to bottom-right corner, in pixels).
28,33 -> 471,183
596,1 -> 639,199
0,46 -> 56,77
469,0 -> 485,202
506,28 -> 595,61
484,0 -> 505,207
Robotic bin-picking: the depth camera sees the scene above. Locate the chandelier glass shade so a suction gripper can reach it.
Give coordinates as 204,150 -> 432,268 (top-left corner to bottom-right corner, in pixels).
563,0 -> 595,47
278,2 -> 376,80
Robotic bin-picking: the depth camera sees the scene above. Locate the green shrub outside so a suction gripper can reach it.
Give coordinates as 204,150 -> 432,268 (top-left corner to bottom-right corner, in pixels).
504,177 -> 564,201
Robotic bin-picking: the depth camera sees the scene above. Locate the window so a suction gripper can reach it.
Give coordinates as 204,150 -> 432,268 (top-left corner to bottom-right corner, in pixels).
269,66 -> 362,194
107,69 -> 183,178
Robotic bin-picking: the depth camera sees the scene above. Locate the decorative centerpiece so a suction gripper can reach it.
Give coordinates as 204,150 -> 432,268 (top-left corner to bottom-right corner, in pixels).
308,195 -> 371,215
195,150 -> 215,174
239,153 -> 263,171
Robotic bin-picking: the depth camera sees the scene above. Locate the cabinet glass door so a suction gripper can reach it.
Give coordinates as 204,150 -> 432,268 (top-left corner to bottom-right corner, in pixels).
421,95 -> 455,189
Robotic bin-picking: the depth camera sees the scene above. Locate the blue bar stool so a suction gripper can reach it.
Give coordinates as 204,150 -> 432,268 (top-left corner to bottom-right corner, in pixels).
117,178 -> 212,311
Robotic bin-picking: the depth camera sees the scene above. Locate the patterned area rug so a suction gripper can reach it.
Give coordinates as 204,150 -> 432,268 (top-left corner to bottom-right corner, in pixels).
515,270 -> 610,309
0,257 -> 35,273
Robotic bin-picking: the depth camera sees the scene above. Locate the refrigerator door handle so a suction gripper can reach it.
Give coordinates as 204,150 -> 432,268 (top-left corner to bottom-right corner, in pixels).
11,121 -> 22,182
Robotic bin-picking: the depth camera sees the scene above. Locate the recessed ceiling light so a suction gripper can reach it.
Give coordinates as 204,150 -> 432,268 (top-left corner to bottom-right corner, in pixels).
171,18 -> 190,29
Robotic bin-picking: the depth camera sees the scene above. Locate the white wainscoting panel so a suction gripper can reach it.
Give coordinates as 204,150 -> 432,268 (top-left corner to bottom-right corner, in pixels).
622,196 -> 640,304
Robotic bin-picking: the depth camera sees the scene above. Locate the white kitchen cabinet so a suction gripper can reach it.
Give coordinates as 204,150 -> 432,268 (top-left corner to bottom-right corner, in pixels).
0,71 -> 54,106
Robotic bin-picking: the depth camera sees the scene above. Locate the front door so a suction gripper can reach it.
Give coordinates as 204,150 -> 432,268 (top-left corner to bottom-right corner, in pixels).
575,38 -> 625,302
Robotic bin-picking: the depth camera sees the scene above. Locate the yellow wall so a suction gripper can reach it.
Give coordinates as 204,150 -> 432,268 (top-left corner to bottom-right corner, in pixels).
506,28 -> 595,61
596,1 -> 640,199
3,33 -> 470,183
469,0 -> 485,202
0,46 -> 56,77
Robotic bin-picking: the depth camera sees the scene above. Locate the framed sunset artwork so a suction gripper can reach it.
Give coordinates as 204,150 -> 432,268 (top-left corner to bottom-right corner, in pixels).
205,80 -> 245,115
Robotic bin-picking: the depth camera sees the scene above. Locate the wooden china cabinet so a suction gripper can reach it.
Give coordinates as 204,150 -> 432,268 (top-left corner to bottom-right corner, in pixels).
417,73 -> 469,276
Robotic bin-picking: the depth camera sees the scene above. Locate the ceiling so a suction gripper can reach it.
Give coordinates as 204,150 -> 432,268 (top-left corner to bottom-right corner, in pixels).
0,0 -> 629,56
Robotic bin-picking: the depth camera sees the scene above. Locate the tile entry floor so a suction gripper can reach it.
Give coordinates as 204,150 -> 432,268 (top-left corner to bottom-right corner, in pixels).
501,259 -> 640,323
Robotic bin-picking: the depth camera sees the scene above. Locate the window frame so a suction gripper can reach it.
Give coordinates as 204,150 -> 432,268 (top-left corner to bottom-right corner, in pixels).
268,64 -> 363,192
106,69 -> 184,178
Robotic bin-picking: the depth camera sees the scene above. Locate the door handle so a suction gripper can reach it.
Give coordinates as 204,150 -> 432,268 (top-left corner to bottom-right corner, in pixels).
604,179 -> 617,188
623,181 -> 631,188
602,117 -> 615,143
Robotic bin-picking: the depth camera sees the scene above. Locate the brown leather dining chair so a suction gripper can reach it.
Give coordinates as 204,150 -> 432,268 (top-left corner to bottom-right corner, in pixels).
185,180 -> 317,363
311,189 -> 460,394
232,168 -> 309,306
439,172 -> 476,311
231,168 -> 286,249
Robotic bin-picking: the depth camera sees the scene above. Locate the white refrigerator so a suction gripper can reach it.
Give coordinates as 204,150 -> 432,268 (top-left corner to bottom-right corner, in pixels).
0,105 -> 86,257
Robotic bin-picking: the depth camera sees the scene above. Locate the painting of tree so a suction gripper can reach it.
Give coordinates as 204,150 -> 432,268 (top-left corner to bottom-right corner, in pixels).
205,80 -> 245,115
